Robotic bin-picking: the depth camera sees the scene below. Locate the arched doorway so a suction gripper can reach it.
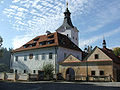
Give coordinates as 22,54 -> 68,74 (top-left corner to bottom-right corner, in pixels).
66,68 -> 75,81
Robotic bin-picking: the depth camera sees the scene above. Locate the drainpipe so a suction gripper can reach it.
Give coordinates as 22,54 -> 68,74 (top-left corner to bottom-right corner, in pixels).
86,60 -> 89,81
55,46 -> 58,74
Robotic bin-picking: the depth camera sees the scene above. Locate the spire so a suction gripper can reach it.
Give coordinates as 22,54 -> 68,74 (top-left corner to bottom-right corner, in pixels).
102,37 -> 106,48
63,1 -> 74,28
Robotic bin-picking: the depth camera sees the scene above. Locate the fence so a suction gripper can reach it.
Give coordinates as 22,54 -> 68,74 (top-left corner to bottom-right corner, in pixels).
0,73 -> 29,81
74,75 -> 111,82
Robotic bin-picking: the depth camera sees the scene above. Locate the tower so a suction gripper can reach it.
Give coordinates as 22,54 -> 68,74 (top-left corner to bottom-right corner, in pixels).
102,37 -> 106,48
56,2 -> 79,46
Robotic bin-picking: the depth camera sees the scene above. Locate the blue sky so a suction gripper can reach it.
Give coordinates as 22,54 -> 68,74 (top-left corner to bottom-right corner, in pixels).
0,0 -> 120,50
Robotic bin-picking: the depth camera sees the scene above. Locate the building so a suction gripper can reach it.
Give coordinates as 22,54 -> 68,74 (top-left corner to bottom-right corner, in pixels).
10,5 -> 82,74
59,39 -> 120,81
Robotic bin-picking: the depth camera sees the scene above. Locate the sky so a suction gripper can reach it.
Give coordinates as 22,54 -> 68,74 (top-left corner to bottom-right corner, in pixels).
0,0 -> 120,50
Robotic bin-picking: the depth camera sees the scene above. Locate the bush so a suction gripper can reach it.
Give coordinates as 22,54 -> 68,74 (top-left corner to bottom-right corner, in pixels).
42,63 -> 54,79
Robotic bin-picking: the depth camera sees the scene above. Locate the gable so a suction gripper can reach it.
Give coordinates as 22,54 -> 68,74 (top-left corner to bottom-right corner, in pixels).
87,47 -> 112,61
61,55 -> 81,63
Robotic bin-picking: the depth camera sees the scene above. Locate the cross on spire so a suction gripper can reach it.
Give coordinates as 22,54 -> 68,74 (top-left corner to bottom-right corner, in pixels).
66,1 -> 68,8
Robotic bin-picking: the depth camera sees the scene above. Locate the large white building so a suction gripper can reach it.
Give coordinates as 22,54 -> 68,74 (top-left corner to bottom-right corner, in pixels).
10,5 -> 82,74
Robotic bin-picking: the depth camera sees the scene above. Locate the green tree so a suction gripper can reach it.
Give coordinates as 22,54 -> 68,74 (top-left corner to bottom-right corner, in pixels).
0,63 -> 9,72
113,47 -> 120,56
42,63 -> 54,79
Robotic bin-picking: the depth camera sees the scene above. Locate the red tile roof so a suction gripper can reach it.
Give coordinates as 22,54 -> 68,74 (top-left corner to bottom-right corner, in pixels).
12,32 -> 82,53
99,47 -> 120,64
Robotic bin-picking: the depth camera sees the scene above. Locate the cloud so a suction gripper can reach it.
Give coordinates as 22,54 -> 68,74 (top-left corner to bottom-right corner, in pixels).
79,26 -> 120,48
12,34 -> 34,49
3,0 -> 92,49
80,0 -> 120,33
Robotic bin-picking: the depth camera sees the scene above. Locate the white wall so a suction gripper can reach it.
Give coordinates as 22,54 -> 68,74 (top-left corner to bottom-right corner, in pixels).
56,47 -> 82,73
57,27 -> 79,46
11,46 -> 82,74
11,47 -> 57,74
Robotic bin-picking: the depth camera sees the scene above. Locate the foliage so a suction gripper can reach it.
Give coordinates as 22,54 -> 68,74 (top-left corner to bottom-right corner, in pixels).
0,63 -> 9,72
113,47 -> 120,56
42,63 -> 54,79
0,48 -> 13,67
0,36 -> 3,47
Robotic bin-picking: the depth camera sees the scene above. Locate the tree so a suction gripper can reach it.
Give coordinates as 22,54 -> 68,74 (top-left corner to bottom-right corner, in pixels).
0,63 -> 9,72
0,36 -> 3,47
42,63 -> 54,79
113,47 -> 120,56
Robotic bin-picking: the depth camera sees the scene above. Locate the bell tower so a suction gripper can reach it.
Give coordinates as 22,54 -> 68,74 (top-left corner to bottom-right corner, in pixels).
56,2 -> 79,46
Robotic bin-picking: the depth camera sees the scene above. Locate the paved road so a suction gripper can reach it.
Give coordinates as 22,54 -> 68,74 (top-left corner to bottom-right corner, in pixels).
0,81 -> 120,90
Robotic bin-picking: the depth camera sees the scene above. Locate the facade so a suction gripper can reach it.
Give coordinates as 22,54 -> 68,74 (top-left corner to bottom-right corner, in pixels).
10,6 -> 82,74
59,40 -> 120,81
56,6 -> 79,46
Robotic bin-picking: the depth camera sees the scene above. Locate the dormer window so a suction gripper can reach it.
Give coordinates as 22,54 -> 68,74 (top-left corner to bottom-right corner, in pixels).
23,44 -> 29,48
24,45 -> 27,48
48,35 -> 54,39
29,44 -> 32,47
39,41 -> 46,45
48,40 -> 54,44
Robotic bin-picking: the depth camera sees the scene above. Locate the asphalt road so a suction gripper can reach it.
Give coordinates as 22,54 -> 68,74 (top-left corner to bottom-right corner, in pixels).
0,81 -> 120,90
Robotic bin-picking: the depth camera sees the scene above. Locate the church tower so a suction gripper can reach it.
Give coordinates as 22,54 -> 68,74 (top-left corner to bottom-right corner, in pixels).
56,2 -> 79,46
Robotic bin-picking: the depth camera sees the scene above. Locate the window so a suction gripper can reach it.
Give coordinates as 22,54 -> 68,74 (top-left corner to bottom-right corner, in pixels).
35,54 -> 38,60
29,54 -> 33,59
42,53 -> 45,60
39,41 -> 46,45
49,53 -> 53,59
33,70 -> 36,74
24,70 -> 26,73
64,53 -> 67,58
15,69 -> 17,73
29,44 -> 32,47
95,54 -> 99,59
100,71 -> 104,75
73,37 -> 74,39
48,35 -> 54,39
24,55 -> 27,61
15,56 -> 18,61
76,38 -> 77,40
48,40 -> 54,44
77,55 -> 79,59
34,38 -> 39,42
67,34 -> 69,37
91,71 -> 95,76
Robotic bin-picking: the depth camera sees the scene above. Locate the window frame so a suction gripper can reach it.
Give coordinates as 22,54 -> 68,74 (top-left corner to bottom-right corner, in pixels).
35,54 -> 39,60
64,53 -> 67,58
33,70 -> 36,74
100,70 -> 104,76
95,54 -> 99,59
42,53 -> 45,60
29,53 -> 33,59
91,71 -> 95,76
24,55 -> 27,61
15,56 -> 18,61
24,70 -> 26,73
49,52 -> 53,59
